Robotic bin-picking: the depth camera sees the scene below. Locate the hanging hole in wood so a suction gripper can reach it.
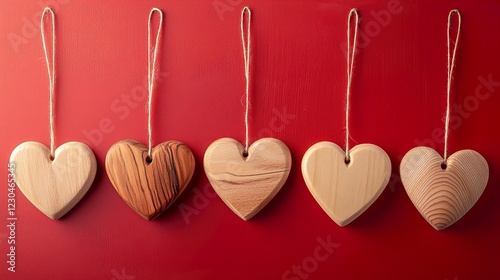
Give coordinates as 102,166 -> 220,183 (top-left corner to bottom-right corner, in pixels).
344,157 -> 351,165
441,162 -> 447,170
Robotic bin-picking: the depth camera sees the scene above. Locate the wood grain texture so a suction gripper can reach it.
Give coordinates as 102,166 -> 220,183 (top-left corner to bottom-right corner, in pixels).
204,137 -> 291,221
400,146 -> 488,230
105,140 -> 195,220
302,142 -> 391,226
10,141 -> 97,220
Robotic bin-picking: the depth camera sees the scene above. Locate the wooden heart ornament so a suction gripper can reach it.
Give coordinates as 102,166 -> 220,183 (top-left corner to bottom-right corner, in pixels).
106,140 -> 195,220
400,146 -> 488,230
302,142 -> 391,226
10,141 -> 97,220
204,138 -> 291,220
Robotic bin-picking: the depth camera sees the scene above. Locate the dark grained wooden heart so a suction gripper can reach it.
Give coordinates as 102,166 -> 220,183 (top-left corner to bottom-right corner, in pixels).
105,140 -> 195,220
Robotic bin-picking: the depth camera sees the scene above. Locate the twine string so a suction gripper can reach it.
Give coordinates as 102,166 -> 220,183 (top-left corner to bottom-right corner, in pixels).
345,8 -> 359,162
241,7 -> 251,155
443,9 -> 461,164
41,8 -> 56,158
147,8 -> 163,158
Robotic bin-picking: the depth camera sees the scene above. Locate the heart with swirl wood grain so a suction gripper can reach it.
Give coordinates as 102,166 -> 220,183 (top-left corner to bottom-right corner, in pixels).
400,147 -> 489,230
204,138 -> 291,221
105,140 -> 195,220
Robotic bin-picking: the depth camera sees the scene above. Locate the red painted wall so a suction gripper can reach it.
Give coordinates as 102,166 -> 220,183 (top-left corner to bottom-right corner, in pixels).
1,1 -> 499,279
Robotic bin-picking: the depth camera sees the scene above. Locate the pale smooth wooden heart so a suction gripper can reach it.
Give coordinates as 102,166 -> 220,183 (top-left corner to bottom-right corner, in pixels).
10,141 -> 97,220
302,142 -> 391,226
204,137 -> 291,221
105,140 -> 195,220
400,146 -> 488,230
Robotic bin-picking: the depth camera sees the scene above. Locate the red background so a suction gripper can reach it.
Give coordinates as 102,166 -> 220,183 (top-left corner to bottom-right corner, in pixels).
1,1 -> 500,279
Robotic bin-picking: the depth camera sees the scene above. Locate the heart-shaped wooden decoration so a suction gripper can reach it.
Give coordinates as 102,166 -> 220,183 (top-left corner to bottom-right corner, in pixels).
302,142 -> 391,226
400,146 -> 488,230
204,137 -> 291,220
106,140 -> 195,220
10,141 -> 97,220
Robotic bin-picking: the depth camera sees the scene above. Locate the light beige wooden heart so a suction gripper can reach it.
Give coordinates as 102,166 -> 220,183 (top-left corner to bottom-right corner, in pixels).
302,142 -> 391,226
10,141 -> 97,220
204,137 -> 291,220
400,146 -> 488,230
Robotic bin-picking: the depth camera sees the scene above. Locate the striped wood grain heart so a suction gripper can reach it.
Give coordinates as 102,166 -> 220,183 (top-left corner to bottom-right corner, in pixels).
106,140 -> 195,220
